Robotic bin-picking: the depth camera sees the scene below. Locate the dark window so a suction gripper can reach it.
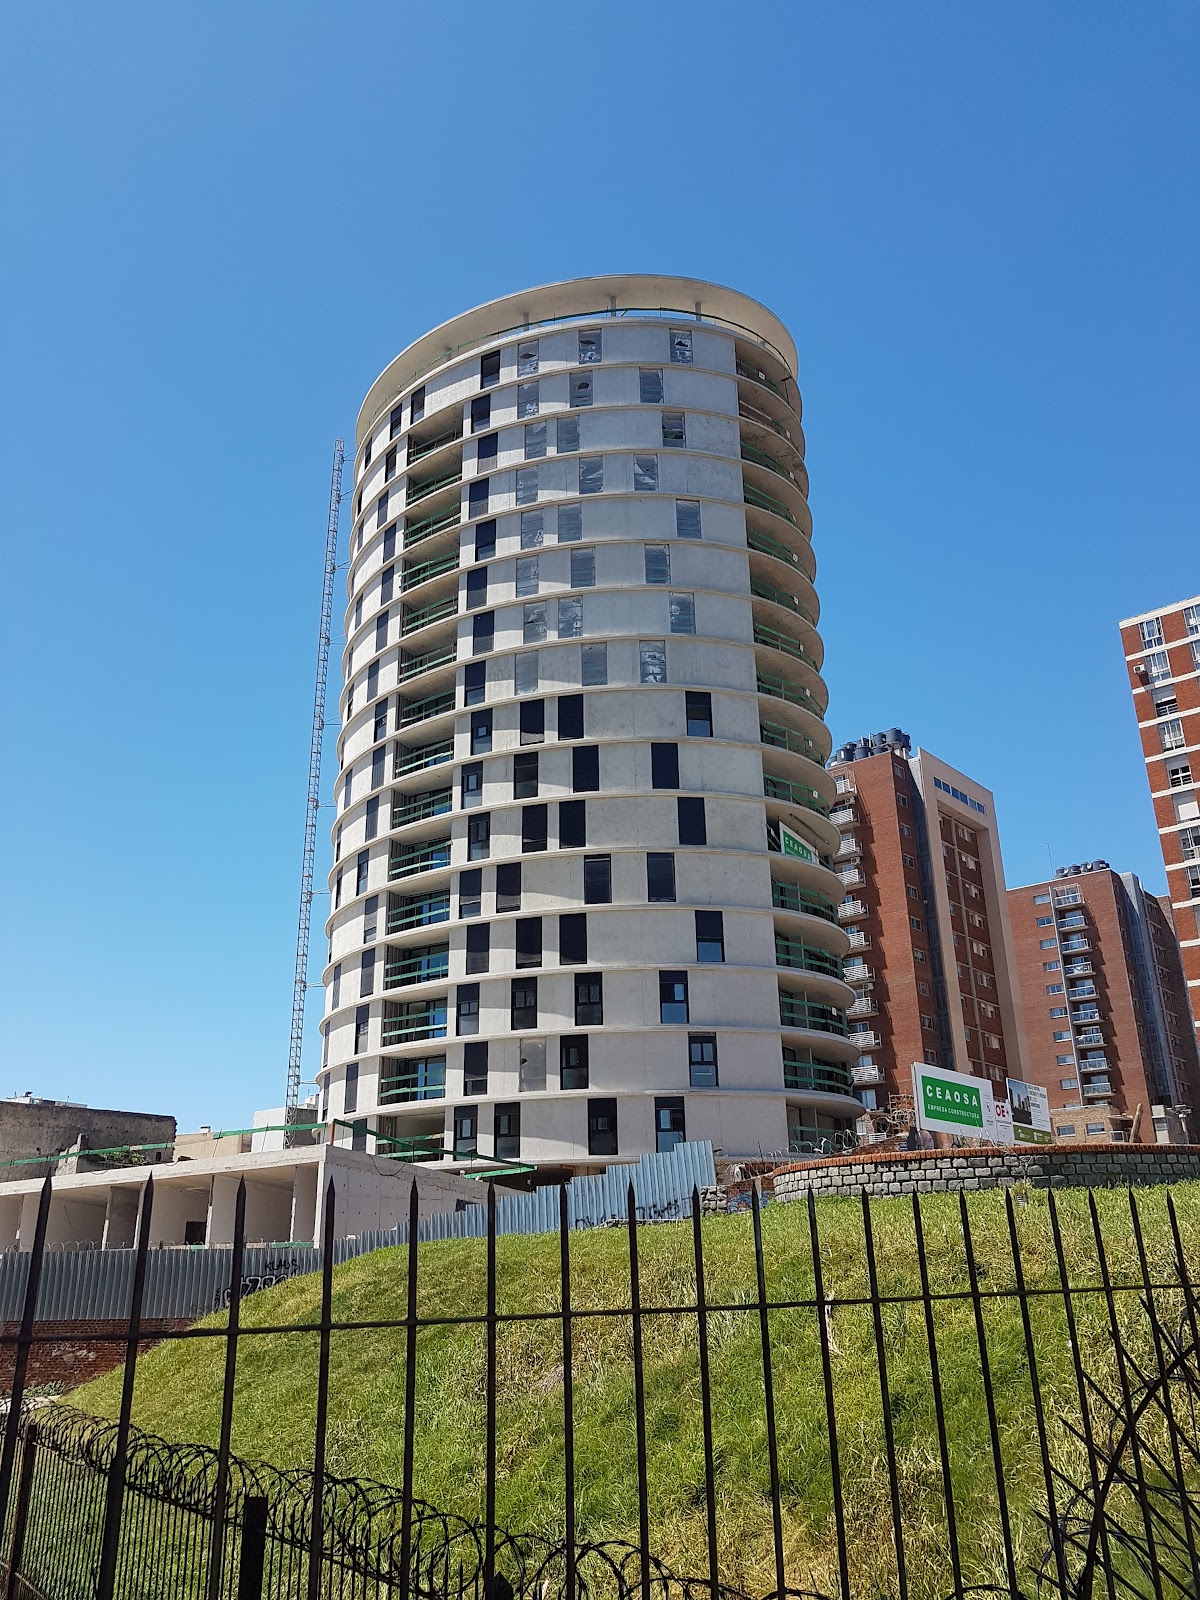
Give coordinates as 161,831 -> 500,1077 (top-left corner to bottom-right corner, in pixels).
380,566 -> 395,604
559,913 -> 587,965
474,519 -> 497,561
344,1062 -> 359,1114
363,895 -> 379,941
521,804 -> 549,853
677,797 -> 707,846
676,500 -> 701,539
513,751 -> 539,798
572,745 -> 600,792
463,663 -> 487,707
356,850 -> 370,896
574,972 -> 603,1026
659,971 -> 689,1023
520,699 -> 545,746
558,695 -> 584,740
458,869 -> 483,919
466,568 -> 488,610
385,446 -> 397,480
375,611 -> 389,650
389,404 -> 403,439
588,1098 -> 618,1156
496,861 -> 522,912
655,1096 -> 686,1153
371,746 -> 385,790
468,479 -> 490,519
354,1004 -> 370,1053
511,977 -> 538,1031
467,813 -> 490,861
373,699 -> 390,741
685,692 -> 713,737
335,868 -> 344,908
365,795 -> 379,841
695,910 -> 725,962
472,612 -> 494,654
570,372 -> 594,407
350,1118 -> 368,1153
460,762 -> 483,807
383,524 -> 397,561
689,1034 -> 718,1088
453,1105 -> 478,1159
578,331 -> 602,363
516,918 -> 543,969
463,1041 -> 488,1096
470,395 -> 491,433
639,368 -> 664,403
494,1103 -> 521,1161
377,492 -> 389,528
410,386 -> 425,424
647,853 -> 676,903
456,984 -> 480,1035
651,744 -> 679,789
480,350 -> 501,388
561,1036 -> 589,1090
559,800 -> 586,849
470,710 -> 492,753
465,924 -> 490,975
476,432 -> 498,466
584,855 -> 612,904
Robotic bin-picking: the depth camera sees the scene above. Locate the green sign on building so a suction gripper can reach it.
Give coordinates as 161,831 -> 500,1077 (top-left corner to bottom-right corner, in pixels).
780,823 -> 816,863
915,1067 -> 987,1133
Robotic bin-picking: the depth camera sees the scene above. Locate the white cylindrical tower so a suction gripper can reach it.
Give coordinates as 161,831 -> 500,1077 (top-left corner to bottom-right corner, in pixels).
320,275 -> 860,1170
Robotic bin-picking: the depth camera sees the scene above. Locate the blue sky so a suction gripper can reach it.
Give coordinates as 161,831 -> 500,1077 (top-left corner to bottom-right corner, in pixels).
1,3 -> 1196,1129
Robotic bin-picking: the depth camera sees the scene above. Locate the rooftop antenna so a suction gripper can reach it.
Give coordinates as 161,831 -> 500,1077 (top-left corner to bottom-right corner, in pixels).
284,438 -> 344,1146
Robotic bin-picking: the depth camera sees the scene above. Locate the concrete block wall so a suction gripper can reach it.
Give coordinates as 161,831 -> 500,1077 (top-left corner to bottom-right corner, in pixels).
772,1143 -> 1200,1201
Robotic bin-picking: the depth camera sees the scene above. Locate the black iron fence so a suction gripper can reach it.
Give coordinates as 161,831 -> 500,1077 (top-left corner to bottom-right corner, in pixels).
0,1172 -> 1198,1600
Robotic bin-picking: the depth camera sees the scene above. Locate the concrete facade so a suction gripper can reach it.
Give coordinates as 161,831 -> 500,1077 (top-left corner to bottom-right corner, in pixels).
1119,596 -> 1200,1061
1007,863 -> 1200,1141
0,1145 -> 483,1250
0,1097 -> 176,1183
826,732 -> 1025,1135
321,275 -> 860,1171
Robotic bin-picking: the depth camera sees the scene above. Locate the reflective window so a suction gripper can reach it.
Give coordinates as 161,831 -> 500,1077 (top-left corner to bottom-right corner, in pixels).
634,456 -> 659,492
579,457 -> 603,493
676,500 -> 702,538
669,593 -> 696,634
639,369 -> 664,403
645,545 -> 671,584
640,640 -> 667,683
669,328 -> 693,364
558,597 -> 583,638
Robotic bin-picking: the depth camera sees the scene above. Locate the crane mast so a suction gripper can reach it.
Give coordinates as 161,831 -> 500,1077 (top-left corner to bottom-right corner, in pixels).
284,438 -> 344,1145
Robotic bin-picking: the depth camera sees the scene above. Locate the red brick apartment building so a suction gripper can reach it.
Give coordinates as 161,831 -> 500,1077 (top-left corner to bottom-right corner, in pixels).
827,732 -> 1025,1136
1008,863 -> 1200,1143
1120,596 -> 1200,1062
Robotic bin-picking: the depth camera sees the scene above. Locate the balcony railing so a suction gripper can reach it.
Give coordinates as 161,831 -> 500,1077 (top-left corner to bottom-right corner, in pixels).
771,880 -> 838,923
763,773 -> 829,815
1082,1081 -> 1113,1099
744,482 -> 800,529
753,623 -> 820,673
779,990 -> 850,1037
398,690 -> 455,729
402,596 -> 457,635
843,962 -> 874,982
736,358 -> 784,397
394,738 -> 453,777
829,806 -> 856,827
738,398 -> 797,446
751,579 -> 813,625
381,1002 -> 448,1045
384,944 -> 450,990
406,423 -> 461,466
1060,937 -> 1091,953
1068,984 -> 1098,1000
774,935 -> 843,979
406,466 -> 462,508
388,838 -> 451,881
379,1060 -> 447,1105
391,788 -> 452,828
398,645 -> 456,684
760,719 -> 823,765
783,1050 -> 854,1096
387,893 -> 450,933
848,1030 -> 881,1049
838,868 -> 864,887
847,998 -> 878,1018
835,837 -> 860,859
404,506 -> 461,549
846,930 -> 871,950
376,1134 -> 446,1163
402,550 -> 459,592
756,672 -> 822,718
1075,1027 -> 1104,1046
852,1063 -> 884,1086
837,900 -> 866,921
746,526 -> 803,571
1063,961 -> 1093,977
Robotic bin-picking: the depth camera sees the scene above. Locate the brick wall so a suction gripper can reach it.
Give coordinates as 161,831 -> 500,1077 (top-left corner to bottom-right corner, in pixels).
772,1142 -> 1200,1202
0,1319 -> 191,1390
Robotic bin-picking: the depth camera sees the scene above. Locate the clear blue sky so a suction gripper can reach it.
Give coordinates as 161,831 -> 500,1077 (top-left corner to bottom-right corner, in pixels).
1,4 -> 1196,1129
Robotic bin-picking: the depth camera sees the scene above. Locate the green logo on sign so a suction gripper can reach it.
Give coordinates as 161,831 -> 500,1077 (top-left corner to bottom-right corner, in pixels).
781,827 -> 815,863
921,1076 -> 984,1129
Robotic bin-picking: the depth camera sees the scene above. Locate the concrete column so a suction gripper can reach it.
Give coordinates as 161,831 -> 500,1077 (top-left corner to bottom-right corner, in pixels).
102,1186 -> 140,1250
0,1194 -> 21,1249
290,1167 -> 318,1246
17,1193 -> 42,1251
207,1174 -> 240,1246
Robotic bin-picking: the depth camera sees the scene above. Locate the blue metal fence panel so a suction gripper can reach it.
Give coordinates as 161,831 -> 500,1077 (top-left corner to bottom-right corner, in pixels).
0,1141 -> 715,1324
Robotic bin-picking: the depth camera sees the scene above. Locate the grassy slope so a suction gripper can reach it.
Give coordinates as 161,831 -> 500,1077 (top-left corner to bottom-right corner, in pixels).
74,1183 -> 1200,1597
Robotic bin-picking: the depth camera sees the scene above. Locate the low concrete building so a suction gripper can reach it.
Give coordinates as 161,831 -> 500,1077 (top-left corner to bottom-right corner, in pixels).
0,1144 -> 484,1251
0,1096 -> 176,1182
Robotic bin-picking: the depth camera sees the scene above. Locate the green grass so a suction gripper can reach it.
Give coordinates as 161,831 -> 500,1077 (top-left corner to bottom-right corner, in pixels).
72,1183 -> 1200,1598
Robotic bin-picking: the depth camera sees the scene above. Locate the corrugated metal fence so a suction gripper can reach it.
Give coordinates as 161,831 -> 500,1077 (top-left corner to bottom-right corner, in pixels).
0,1141 -> 716,1323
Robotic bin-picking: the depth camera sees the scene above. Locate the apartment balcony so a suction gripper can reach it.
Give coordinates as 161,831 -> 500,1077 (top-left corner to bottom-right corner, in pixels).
753,622 -> 820,675
834,836 -> 860,860
406,464 -> 462,509
1060,937 -> 1091,954
751,579 -> 815,627
838,899 -> 866,921
1082,1080 -> 1114,1100
843,962 -> 874,983
398,690 -> 456,729
1067,984 -> 1098,1000
741,440 -> 802,489
774,935 -> 844,980
383,944 -> 450,991
779,991 -> 851,1038
401,595 -> 457,637
760,719 -> 824,766
829,806 -> 856,828
849,1030 -> 882,1050
1075,1027 -> 1105,1047
403,504 -> 461,551
386,892 -> 451,934
1079,1054 -> 1108,1072
406,420 -> 461,467
391,787 -> 452,828
401,549 -> 459,594
744,481 -> 802,530
772,880 -> 839,924
380,1000 -> 449,1047
763,773 -> 830,816
838,867 -> 864,888
388,837 -> 451,883
783,1052 -> 855,1097
737,395 -> 802,452
1072,1005 -> 1101,1024
1057,912 -> 1087,931
847,998 -> 878,1018
846,930 -> 871,950
852,1063 -> 884,1087
393,738 -> 454,780
1063,961 -> 1093,977
755,670 -> 824,720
